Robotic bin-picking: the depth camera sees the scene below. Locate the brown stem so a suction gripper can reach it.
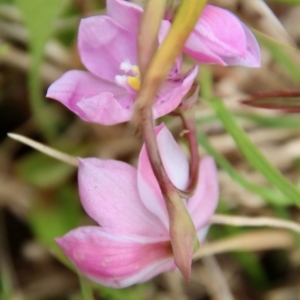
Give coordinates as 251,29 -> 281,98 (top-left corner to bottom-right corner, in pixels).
177,111 -> 200,198
140,105 -> 198,281
140,107 -> 175,195
132,0 -> 207,280
140,104 -> 200,199
242,89 -> 300,100
241,89 -> 300,112
134,103 -> 200,200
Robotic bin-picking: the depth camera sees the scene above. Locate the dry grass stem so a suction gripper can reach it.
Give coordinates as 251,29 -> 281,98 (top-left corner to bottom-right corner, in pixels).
193,230 -> 293,260
210,214 -> 300,234
161,271 -> 189,300
202,256 -> 235,300
7,133 -> 79,167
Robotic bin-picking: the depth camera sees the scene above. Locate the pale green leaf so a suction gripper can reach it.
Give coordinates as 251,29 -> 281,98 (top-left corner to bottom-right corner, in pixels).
14,0 -> 69,139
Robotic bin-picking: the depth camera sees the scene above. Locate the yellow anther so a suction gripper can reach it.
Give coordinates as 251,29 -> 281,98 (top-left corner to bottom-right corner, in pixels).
133,65 -> 140,76
127,76 -> 141,91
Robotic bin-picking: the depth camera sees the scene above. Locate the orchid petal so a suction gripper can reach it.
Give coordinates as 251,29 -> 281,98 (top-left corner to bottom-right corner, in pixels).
56,226 -> 174,288
78,158 -> 168,239
158,19 -> 171,43
188,157 -> 219,230
137,125 -> 168,230
106,0 -> 142,36
46,70 -> 132,125
184,5 -> 260,67
157,125 -> 189,190
76,94 -> 133,125
184,32 -> 227,65
137,124 -> 190,229
78,15 -> 137,82
222,23 -> 261,67
153,65 -> 198,119
158,20 -> 183,79
197,226 -> 209,243
195,5 -> 246,57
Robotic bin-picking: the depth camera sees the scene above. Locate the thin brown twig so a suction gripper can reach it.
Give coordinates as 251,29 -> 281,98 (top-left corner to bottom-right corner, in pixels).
241,89 -> 300,111
242,89 -> 300,101
174,109 -> 199,198
141,109 -> 174,196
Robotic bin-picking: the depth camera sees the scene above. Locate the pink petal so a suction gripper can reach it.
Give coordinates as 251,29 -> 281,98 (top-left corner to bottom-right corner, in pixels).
76,94 -> 133,125
106,0 -> 142,36
197,226 -> 209,243
78,158 -> 168,239
137,126 -> 168,230
56,226 -> 174,288
46,70 -> 133,125
153,65 -> 198,118
222,23 -> 261,67
184,32 -> 227,65
78,15 -> 137,82
157,125 -> 189,190
179,84 -> 200,111
137,124 -> 190,229
184,5 -> 260,67
158,20 -> 171,43
187,157 -> 219,231
195,5 -> 246,57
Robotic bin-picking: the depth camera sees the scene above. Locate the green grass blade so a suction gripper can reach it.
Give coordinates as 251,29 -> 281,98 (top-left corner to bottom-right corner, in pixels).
267,0 -> 300,3
255,31 -> 300,83
197,130 -> 290,205
14,0 -> 69,140
236,113 -> 300,128
209,97 -> 300,206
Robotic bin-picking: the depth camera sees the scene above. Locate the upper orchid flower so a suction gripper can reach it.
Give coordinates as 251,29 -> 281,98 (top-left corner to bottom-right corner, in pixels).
56,124 -> 219,288
46,0 -> 198,125
47,0 -> 260,126
105,0 -> 260,68
183,5 -> 260,67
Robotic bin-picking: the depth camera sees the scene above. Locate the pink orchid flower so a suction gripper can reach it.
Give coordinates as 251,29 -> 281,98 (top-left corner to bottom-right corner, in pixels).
47,0 -> 260,126
46,0 -> 198,125
183,5 -> 261,67
56,124 -> 219,288
105,0 -> 260,67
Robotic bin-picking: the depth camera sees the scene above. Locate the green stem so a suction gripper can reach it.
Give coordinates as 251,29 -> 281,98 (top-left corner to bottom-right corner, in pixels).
79,276 -> 94,300
29,60 -> 56,141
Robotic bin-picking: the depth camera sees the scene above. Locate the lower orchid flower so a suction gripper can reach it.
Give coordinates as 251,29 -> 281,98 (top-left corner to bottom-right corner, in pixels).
56,124 -> 219,288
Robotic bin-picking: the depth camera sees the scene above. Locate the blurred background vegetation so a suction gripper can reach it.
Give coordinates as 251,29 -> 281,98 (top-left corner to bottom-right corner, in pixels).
1,0 -> 300,299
